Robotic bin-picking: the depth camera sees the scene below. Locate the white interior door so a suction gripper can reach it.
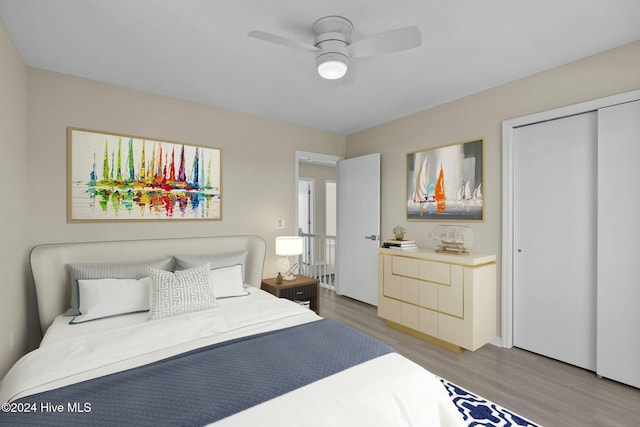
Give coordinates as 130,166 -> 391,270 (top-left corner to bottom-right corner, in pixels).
597,100 -> 640,388
513,112 -> 597,371
297,178 -> 314,234
336,153 -> 380,305
325,181 -> 336,236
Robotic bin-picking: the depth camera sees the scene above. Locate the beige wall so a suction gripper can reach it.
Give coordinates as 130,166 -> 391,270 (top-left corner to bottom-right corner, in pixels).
0,20 -> 29,377
346,40 -> 640,338
26,69 -> 345,273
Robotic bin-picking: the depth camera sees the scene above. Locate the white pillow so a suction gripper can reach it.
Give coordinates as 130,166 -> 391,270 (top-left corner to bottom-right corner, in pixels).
209,264 -> 248,298
70,277 -> 151,324
148,263 -> 215,321
66,257 -> 174,316
174,251 -> 248,281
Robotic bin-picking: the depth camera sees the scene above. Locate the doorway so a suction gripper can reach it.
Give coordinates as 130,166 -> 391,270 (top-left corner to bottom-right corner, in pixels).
295,151 -> 342,290
295,151 -> 381,303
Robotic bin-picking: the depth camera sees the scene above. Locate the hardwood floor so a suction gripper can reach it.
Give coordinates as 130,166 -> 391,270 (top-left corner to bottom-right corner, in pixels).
319,288 -> 640,427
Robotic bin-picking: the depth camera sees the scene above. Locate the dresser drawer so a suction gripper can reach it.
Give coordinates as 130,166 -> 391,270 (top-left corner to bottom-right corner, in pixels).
438,265 -> 463,317
418,280 -> 438,310
279,283 -> 316,300
383,259 -> 402,299
392,256 -> 420,278
419,307 -> 438,337
419,260 -> 450,285
401,302 -> 419,330
379,296 -> 401,323
401,277 -> 420,305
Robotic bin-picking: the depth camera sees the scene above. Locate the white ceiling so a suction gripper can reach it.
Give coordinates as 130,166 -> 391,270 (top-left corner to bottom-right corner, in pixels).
1,0 -> 639,135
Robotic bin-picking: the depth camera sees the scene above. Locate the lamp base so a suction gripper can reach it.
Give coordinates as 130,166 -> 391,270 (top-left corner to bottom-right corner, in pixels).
282,262 -> 299,281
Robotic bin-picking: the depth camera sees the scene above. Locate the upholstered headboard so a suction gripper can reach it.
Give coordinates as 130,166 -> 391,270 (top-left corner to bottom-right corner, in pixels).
30,235 -> 266,333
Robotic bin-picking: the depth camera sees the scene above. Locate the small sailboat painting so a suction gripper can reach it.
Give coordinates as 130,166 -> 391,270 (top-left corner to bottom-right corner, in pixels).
407,139 -> 483,220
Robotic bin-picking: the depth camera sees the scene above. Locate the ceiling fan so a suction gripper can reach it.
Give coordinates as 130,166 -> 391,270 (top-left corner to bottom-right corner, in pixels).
248,16 -> 422,80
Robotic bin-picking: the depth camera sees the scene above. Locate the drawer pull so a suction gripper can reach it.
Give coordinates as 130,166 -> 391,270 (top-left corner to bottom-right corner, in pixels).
296,291 -> 303,295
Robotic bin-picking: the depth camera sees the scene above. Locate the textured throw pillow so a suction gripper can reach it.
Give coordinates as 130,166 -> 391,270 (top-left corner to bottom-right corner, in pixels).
70,277 -> 151,324
66,258 -> 175,316
209,264 -> 248,298
148,263 -> 214,321
174,251 -> 248,281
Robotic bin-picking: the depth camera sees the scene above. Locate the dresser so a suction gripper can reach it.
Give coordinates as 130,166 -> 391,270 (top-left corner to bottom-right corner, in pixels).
378,248 -> 496,352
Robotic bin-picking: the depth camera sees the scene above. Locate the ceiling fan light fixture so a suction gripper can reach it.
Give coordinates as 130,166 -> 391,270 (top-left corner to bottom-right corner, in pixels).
249,15 -> 421,81
316,53 -> 348,80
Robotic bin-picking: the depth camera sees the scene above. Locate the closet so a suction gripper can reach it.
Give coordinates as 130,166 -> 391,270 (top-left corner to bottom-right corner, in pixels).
513,112 -> 597,372
596,100 -> 640,388
508,96 -> 640,389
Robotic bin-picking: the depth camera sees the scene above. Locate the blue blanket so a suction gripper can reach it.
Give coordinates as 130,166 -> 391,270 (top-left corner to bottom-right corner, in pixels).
0,319 -> 394,426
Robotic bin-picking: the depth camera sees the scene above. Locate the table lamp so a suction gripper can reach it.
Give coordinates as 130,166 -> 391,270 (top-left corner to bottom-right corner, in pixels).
275,236 -> 303,281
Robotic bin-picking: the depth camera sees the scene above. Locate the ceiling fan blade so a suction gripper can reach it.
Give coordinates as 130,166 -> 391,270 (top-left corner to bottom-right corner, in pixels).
347,26 -> 421,58
247,30 -> 320,52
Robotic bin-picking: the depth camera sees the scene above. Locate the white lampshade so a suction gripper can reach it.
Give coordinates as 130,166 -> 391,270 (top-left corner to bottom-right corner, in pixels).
275,236 -> 304,256
316,53 -> 348,80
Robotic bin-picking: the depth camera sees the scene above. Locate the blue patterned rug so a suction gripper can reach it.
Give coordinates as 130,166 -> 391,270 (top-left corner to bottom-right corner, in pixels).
440,379 -> 541,427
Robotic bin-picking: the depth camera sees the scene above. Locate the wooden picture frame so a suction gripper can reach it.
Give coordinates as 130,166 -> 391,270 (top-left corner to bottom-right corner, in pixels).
68,127 -> 222,222
406,138 -> 484,221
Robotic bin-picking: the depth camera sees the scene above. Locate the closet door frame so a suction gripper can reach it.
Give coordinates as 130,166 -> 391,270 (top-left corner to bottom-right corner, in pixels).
501,88 -> 640,348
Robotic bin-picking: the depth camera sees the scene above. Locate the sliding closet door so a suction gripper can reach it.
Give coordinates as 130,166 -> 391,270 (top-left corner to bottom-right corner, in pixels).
512,112 -> 597,371
597,100 -> 640,388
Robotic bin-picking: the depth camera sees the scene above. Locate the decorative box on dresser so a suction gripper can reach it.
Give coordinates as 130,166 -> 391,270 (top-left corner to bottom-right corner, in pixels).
378,247 -> 496,353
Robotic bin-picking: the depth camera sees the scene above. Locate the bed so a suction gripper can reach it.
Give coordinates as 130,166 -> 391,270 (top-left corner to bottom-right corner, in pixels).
0,235 -> 468,426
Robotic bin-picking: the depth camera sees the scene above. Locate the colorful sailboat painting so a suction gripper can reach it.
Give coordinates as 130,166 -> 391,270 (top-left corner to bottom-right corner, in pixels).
407,139 -> 483,221
68,127 -> 222,221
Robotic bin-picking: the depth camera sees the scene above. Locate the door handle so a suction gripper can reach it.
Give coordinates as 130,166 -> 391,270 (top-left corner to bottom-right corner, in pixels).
364,235 -> 379,240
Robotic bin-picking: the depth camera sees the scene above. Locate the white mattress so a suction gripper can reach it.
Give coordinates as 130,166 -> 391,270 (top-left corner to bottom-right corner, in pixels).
1,288 -> 465,426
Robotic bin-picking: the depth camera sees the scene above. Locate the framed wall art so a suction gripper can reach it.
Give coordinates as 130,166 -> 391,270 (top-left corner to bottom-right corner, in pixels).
68,127 -> 222,222
407,138 -> 484,221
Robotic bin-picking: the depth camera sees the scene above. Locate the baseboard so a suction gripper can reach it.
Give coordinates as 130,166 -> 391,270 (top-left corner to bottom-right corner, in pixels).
490,336 -> 503,347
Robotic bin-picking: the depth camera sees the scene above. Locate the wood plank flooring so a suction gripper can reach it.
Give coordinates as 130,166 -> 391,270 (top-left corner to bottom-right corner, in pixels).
319,288 -> 640,427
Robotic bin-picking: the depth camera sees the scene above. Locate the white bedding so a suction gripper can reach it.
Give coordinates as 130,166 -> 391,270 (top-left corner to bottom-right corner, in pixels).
1,288 -> 465,426
39,287 -> 282,346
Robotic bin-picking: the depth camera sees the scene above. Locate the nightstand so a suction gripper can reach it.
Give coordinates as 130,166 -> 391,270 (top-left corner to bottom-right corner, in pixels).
261,275 -> 320,315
